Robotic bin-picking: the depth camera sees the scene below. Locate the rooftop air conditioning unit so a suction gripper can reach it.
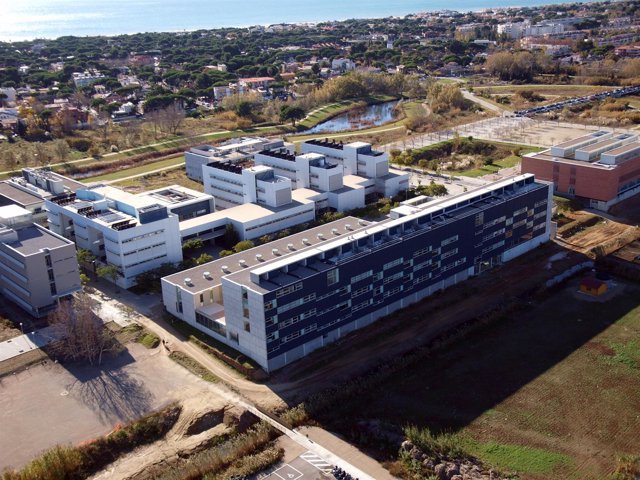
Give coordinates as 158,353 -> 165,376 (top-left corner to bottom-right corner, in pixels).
317,233 -> 324,240
345,224 -> 352,231
239,259 -> 247,267
203,271 -> 211,279
358,219 -> 367,226
221,265 -> 230,273
287,243 -> 295,251
302,238 -> 310,245
332,228 -> 339,235
184,278 -> 192,285
256,254 -> 264,261
272,248 -> 280,255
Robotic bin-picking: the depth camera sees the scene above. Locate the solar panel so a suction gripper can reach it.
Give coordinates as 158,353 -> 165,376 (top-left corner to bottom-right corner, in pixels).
99,212 -> 125,223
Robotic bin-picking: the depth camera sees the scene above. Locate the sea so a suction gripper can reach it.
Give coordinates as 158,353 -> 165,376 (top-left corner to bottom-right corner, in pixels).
3,0 -> 598,42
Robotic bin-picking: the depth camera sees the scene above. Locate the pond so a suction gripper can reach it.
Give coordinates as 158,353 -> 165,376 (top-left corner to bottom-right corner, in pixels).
305,100 -> 400,134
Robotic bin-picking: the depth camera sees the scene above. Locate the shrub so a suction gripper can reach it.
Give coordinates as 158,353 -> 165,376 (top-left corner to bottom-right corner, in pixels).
65,137 -> 92,152
140,332 -> 160,349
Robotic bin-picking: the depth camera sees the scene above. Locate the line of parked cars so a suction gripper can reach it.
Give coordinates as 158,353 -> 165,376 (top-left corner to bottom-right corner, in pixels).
514,85 -> 640,116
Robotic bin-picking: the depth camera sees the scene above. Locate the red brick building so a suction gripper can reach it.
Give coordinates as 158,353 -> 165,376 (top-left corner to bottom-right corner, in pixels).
521,131 -> 640,211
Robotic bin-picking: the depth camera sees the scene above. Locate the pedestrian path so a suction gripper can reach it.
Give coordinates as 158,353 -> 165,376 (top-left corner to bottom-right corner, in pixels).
300,451 -> 333,473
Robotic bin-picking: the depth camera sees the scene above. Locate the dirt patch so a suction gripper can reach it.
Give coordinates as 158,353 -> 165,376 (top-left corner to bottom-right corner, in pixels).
90,389 -> 242,480
585,341 -> 615,357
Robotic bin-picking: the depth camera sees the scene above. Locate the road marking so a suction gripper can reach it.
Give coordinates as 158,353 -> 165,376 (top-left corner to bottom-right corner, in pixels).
272,464 -> 303,480
300,451 -> 333,472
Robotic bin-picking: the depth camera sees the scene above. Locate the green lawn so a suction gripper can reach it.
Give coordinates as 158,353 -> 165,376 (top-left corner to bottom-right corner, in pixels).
82,155 -> 184,182
457,154 -> 522,177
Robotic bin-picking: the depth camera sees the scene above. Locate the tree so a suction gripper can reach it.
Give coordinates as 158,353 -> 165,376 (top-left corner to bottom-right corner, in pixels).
280,105 -> 305,126
76,248 -> 95,264
53,139 -> 70,161
48,294 -> 119,366
224,224 -> 239,248
196,253 -> 214,265
182,238 -> 204,251
233,240 -> 255,253
97,264 -> 120,291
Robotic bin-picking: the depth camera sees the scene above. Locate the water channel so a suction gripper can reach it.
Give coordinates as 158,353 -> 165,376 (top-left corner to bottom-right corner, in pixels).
305,100 -> 400,134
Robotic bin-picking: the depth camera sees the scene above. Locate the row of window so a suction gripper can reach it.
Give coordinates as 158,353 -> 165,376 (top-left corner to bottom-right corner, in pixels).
245,208 -> 312,232
276,282 -> 303,298
123,242 -> 165,257
120,229 -> 165,244
124,254 -> 167,269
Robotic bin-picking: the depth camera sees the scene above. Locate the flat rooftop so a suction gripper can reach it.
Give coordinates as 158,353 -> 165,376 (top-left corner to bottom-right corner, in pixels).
164,216 -> 372,293
168,174 -> 543,295
179,188 -> 317,230
525,150 -> 618,169
577,138 -> 623,154
603,142 -> 640,157
141,185 -> 210,205
0,182 -> 42,207
553,130 -> 609,149
5,224 -> 71,255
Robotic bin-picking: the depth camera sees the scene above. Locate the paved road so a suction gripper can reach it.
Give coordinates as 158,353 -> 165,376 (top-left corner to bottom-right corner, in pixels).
461,89 -> 508,115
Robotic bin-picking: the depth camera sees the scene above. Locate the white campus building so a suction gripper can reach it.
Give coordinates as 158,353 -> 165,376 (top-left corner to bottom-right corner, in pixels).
185,137 -> 287,182
33,175 -> 214,289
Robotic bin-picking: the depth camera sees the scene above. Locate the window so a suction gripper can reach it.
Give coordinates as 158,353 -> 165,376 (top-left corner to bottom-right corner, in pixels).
199,293 -> 204,306
383,258 -> 403,270
244,321 -> 251,333
475,212 -> 484,227
352,285 -> 372,298
441,248 -> 458,260
441,235 -> 458,247
264,300 -> 276,311
350,270 -> 373,284
276,282 -> 302,298
383,271 -> 403,284
327,269 -> 339,286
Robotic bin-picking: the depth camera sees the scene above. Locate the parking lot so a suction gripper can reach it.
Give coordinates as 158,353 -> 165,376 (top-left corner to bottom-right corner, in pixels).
0,343 -> 206,470
259,451 -> 332,480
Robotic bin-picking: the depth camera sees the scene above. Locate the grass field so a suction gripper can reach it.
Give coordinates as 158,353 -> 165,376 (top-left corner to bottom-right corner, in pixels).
115,167 -> 204,192
81,155 -> 184,183
323,280 -> 640,479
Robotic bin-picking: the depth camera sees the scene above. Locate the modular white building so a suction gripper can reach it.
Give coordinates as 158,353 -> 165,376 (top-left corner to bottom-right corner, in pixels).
0,205 -> 80,317
185,138 -> 288,182
300,139 -> 409,198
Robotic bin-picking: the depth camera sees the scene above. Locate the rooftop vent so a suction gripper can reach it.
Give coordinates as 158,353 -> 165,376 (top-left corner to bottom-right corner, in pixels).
317,233 -> 325,240
287,243 -> 295,251
203,271 -> 211,279
332,228 -> 340,235
256,253 -> 264,261
302,238 -> 310,245
345,224 -> 352,231
272,248 -> 280,256
239,259 -> 247,267
184,278 -> 192,286
221,265 -> 230,273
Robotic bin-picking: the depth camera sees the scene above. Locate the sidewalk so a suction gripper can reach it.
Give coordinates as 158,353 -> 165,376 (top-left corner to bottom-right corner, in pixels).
298,426 -> 397,480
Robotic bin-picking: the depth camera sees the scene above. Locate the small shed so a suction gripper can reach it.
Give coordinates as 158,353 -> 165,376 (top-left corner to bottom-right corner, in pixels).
579,277 -> 608,296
